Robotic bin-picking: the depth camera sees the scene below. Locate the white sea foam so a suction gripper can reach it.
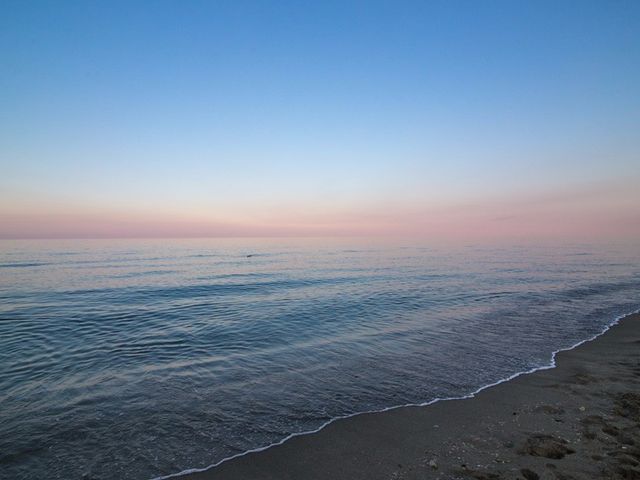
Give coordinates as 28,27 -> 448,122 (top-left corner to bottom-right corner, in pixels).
151,308 -> 640,480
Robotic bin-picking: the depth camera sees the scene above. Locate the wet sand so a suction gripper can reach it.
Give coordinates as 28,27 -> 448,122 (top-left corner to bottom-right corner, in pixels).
181,312 -> 640,480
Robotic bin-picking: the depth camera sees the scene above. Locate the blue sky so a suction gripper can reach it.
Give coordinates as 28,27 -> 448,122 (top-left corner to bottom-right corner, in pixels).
1,1 -> 639,238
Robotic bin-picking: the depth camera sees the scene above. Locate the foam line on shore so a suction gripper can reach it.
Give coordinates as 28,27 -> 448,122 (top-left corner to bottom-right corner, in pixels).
151,308 -> 640,480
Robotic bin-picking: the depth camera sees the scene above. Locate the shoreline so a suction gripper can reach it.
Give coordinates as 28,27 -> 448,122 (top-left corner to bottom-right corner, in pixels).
157,309 -> 640,480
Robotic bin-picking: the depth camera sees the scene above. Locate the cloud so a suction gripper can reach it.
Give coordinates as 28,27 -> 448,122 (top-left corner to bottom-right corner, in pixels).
1,178 -> 638,240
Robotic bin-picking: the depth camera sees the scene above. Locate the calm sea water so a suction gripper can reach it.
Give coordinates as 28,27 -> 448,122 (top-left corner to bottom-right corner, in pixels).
0,239 -> 638,479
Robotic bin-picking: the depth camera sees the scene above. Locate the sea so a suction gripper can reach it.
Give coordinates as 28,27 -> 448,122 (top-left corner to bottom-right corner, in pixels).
1,238 -> 638,479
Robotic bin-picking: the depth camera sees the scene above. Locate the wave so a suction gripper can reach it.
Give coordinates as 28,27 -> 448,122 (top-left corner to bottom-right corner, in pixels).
151,308 -> 640,480
0,262 -> 48,268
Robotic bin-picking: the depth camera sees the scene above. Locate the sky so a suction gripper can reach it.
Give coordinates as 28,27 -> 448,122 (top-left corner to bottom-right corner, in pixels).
1,0 -> 639,240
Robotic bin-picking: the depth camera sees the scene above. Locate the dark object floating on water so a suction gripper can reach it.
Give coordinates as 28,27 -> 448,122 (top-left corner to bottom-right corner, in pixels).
246,254 -> 256,258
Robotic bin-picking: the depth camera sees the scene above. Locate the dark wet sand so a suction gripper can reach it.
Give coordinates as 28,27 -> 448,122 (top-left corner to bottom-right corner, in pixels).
182,312 -> 640,480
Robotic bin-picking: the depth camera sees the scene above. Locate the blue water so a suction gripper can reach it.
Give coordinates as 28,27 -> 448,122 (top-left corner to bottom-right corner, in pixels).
0,239 -> 638,480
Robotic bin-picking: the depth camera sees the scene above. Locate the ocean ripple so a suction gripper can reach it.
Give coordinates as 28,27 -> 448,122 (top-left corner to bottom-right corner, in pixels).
0,239 -> 638,479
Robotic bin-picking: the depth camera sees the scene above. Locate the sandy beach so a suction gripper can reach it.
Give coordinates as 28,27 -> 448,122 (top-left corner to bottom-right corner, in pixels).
180,312 -> 640,480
